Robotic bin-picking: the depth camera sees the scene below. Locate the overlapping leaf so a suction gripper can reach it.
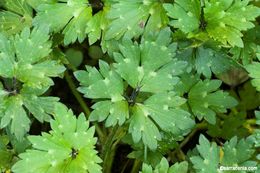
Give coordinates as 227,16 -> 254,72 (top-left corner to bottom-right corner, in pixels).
230,26 -> 260,65
190,135 -> 257,173
75,28 -> 194,150
0,0 -> 33,35
86,5 -> 109,45
188,79 -> 237,124
190,135 -> 219,173
164,0 -> 260,47
105,0 -> 168,41
207,112 -> 248,140
33,0 -> 93,45
163,0 -> 201,34
0,135 -> 13,172
204,0 -> 260,47
195,47 -> 237,78
248,111 -> 260,162
11,104 -> 102,173
0,27 -> 65,140
140,157 -> 188,173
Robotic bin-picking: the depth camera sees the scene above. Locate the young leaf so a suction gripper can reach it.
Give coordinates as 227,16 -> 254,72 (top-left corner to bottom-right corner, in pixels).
0,0 -> 33,35
188,79 -> 237,124
11,104 -> 102,173
0,27 -> 65,139
33,0 -> 93,45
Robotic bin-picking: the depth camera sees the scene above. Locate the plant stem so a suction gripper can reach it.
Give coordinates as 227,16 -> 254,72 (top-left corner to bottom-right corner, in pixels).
144,145 -> 147,162
130,159 -> 142,173
170,121 -> 208,160
64,70 -> 104,141
64,71 -> 90,115
179,122 -> 207,148
120,159 -> 130,173
102,126 -> 119,173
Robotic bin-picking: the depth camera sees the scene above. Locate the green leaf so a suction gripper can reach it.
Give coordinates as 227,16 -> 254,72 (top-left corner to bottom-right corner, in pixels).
245,62 -> 260,91
129,105 -> 161,150
114,28 -> 180,91
11,104 -> 102,173
142,92 -> 194,137
204,0 -> 260,47
105,0 -> 167,40
0,27 -> 65,139
164,0 -> 260,47
221,137 -> 255,166
169,161 -> 188,173
0,33 -> 15,78
0,135 -> 13,171
0,0 -> 33,35
190,135 -> 220,173
86,8 -> 108,45
140,157 -> 188,173
0,96 -> 30,140
195,47 -> 237,78
22,94 -> 59,122
0,26 -> 65,88
74,60 -> 127,127
33,0 -> 93,45
237,82 -> 260,111
75,28 -> 194,150
207,112 -> 248,140
75,61 -> 124,100
26,0 -> 56,9
163,0 -> 201,33
188,79 -> 237,124
230,26 -> 260,65
190,135 -> 257,173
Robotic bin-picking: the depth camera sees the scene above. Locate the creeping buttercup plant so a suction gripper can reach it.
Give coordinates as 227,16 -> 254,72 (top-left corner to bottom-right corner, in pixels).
0,0 -> 260,173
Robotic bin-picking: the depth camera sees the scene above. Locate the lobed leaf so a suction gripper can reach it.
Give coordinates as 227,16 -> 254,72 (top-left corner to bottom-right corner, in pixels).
164,0 -> 260,47
190,135 -> 257,173
33,0 -> 92,45
12,104 -> 102,173
75,28 -> 194,150
188,79 -> 238,124
0,0 -> 33,35
140,157 -> 188,173
105,0 -> 168,41
0,27 -> 65,139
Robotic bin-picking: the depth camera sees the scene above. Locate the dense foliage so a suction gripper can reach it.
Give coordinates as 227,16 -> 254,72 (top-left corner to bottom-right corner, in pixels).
0,0 -> 259,173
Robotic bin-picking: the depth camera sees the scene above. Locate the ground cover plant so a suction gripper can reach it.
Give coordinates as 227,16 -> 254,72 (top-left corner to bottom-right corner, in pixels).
0,0 -> 260,173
